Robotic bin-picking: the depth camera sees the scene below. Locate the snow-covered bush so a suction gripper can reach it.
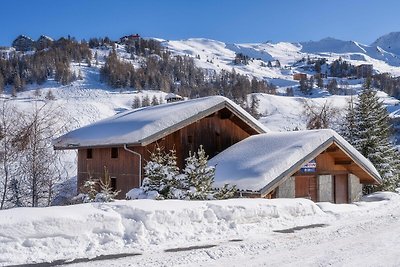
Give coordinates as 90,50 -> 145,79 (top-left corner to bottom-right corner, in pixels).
140,146 -> 183,199
78,167 -> 120,203
127,145 -> 237,200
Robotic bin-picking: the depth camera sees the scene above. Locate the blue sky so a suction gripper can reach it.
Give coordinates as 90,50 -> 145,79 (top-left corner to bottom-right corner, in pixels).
1,0 -> 400,46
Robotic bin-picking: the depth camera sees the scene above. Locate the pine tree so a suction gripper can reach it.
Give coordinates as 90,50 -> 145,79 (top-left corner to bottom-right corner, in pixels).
316,75 -> 324,88
132,96 -> 141,109
142,146 -> 181,199
183,145 -> 215,200
142,95 -> 150,107
96,167 -> 120,202
342,80 -> 400,191
341,95 -> 357,144
213,184 -> 237,199
151,95 -> 159,106
0,73 -> 4,94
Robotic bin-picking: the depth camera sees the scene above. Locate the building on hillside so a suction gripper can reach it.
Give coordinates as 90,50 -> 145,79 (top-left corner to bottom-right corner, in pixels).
356,64 -> 373,78
119,34 -> 141,45
209,129 -> 381,203
165,93 -> 183,103
36,35 -> 53,50
314,73 -> 327,79
53,96 -> 267,197
12,35 -> 35,52
293,73 -> 307,80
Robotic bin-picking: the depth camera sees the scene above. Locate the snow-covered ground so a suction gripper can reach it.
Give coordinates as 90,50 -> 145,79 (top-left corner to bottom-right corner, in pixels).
0,192 -> 399,266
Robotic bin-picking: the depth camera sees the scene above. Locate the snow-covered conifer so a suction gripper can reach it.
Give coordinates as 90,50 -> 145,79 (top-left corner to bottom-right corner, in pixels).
342,80 -> 400,192
96,167 -> 120,202
81,174 -> 98,202
142,146 -> 181,199
213,184 -> 237,200
183,145 -> 215,200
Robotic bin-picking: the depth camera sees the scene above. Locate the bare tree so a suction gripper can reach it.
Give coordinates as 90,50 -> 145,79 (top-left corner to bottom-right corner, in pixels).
16,103 -> 67,207
303,100 -> 339,130
0,101 -> 19,209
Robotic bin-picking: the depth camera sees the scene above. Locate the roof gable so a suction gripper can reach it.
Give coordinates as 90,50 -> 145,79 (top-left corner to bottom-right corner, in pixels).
209,129 -> 381,194
53,96 -> 267,149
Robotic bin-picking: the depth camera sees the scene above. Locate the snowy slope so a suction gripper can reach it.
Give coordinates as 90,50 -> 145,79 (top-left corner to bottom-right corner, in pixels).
372,32 -> 400,55
163,37 -> 400,85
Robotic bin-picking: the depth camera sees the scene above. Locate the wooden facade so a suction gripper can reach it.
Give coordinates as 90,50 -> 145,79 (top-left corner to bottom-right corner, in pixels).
77,108 -> 256,198
293,73 -> 307,80
284,143 -> 369,203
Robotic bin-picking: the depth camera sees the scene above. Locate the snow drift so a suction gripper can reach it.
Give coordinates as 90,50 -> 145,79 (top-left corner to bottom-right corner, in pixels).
0,198 -> 324,265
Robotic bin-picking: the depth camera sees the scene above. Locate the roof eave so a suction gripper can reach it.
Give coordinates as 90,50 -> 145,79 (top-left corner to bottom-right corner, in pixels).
139,100 -> 266,146
331,137 -> 382,184
53,97 -> 266,150
259,135 -> 382,197
259,137 -> 335,196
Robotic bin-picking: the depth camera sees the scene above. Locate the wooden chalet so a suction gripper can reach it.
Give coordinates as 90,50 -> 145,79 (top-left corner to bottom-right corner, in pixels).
119,34 -> 141,44
53,96 -> 267,198
209,129 -> 381,203
293,73 -> 307,81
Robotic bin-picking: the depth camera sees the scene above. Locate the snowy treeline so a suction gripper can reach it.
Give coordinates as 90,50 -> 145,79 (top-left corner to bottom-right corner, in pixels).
0,37 -> 92,94
127,145 -> 236,200
100,46 -> 276,106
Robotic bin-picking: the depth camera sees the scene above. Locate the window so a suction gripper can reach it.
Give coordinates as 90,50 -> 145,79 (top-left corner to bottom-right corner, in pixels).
87,148 -> 93,159
215,132 -> 221,153
111,177 -> 117,192
188,135 -> 193,144
111,147 -> 119,158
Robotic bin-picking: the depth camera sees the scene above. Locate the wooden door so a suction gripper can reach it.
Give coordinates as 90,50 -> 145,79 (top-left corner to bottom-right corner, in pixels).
334,174 -> 348,204
295,176 -> 317,201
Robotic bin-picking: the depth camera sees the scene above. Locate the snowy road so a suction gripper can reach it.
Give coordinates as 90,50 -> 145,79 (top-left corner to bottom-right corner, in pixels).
68,198 -> 400,267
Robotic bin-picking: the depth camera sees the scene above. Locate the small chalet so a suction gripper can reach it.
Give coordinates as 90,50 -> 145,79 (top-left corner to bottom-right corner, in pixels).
293,73 -> 307,80
165,93 -> 183,103
53,96 -> 267,197
119,34 -> 141,44
209,129 -> 381,203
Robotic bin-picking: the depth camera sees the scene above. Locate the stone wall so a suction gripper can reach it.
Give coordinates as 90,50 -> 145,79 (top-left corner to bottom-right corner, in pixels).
318,175 -> 334,202
277,176 -> 295,198
348,174 -> 362,202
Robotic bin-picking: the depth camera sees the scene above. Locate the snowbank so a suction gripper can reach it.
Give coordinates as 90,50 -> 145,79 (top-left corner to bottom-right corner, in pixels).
317,192 -> 400,217
0,198 -> 325,265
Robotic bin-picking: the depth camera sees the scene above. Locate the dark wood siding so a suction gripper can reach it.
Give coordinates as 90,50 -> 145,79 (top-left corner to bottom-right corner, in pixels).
295,175 -> 317,201
77,108 -> 253,198
77,146 -> 142,198
143,110 -> 251,169
334,174 -> 348,204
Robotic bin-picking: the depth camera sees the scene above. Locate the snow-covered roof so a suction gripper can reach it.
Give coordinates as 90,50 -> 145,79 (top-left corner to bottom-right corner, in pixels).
164,93 -> 183,100
53,96 -> 267,149
209,129 -> 381,194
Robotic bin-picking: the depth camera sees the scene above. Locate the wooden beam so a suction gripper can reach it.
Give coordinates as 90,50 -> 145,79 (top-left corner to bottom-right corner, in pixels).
335,160 -> 352,165
326,146 -> 339,152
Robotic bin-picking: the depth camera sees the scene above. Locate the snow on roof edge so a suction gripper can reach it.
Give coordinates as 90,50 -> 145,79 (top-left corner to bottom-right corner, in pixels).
210,129 -> 381,194
53,95 -> 268,149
